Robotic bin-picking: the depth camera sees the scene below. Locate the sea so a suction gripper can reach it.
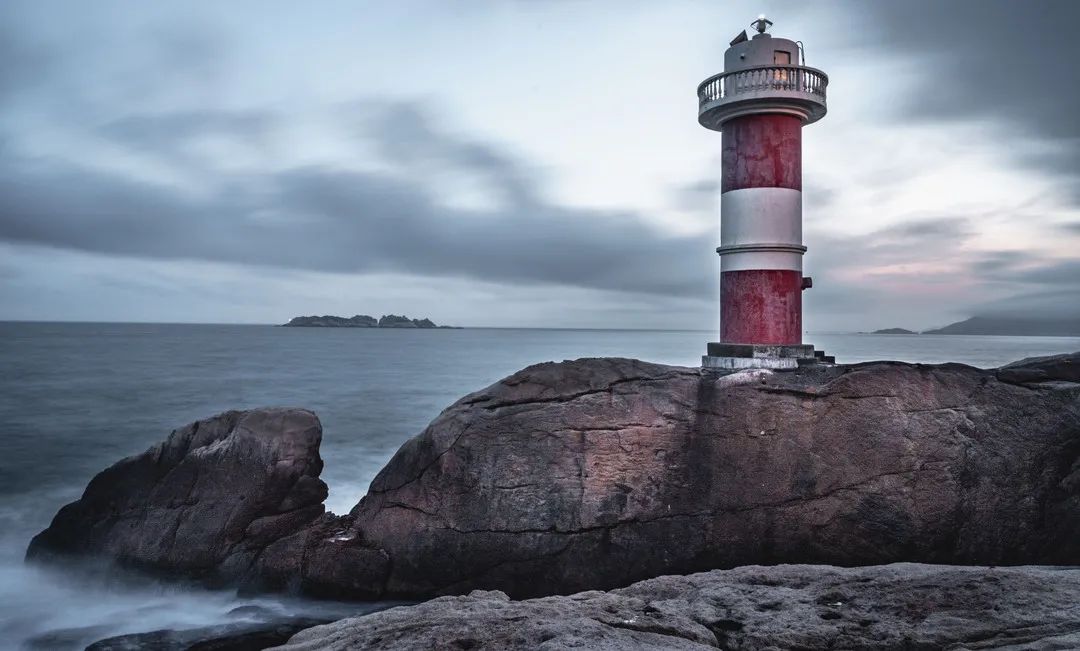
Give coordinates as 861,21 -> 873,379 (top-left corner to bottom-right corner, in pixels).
2,322 -> 1078,649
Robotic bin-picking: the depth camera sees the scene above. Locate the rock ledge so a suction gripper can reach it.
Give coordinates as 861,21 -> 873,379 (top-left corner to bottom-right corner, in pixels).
271,563 -> 1080,650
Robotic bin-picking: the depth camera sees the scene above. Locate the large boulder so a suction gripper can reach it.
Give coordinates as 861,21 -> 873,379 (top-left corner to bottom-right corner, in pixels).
335,354 -> 1080,598
271,563 -> 1080,650
26,408 -> 328,584
27,353 -> 1080,601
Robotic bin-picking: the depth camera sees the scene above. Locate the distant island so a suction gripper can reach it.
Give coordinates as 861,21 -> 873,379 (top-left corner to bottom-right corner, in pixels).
922,316 -> 1080,337
282,314 -> 459,328
865,316 -> 1080,337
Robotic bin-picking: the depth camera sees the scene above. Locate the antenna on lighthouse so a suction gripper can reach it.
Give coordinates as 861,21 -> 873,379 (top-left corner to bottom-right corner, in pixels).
751,14 -> 773,34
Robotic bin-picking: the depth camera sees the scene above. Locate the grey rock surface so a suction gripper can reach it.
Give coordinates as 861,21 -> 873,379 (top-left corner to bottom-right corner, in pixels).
26,408 -> 327,584
270,564 -> 1080,650
334,353 -> 1080,598
27,353 -> 1080,603
998,353 -> 1080,385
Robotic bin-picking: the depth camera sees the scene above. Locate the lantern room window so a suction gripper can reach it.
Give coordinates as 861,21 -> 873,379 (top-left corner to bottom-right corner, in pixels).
773,51 -> 791,85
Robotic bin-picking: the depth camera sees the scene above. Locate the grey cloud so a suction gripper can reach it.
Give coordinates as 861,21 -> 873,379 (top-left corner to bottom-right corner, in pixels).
975,288 -> 1080,321
99,110 -> 274,152
808,217 -> 972,272
0,103 -> 715,300
1,1 -> 1074,328
148,22 -> 228,84
96,109 -> 277,174
859,0 -> 1080,137
358,101 -> 538,207
805,218 -> 979,308
968,251 -> 1080,287
872,218 -> 971,241
671,178 -> 720,216
0,25 -> 55,104
805,215 -> 1079,324
856,0 -> 1080,197
970,250 -> 1028,275
0,5 -> 231,124
800,178 -> 838,211
1013,260 -> 1080,287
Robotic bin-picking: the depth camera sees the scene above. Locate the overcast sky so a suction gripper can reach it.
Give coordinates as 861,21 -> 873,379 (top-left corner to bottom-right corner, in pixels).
1,0 -> 1077,330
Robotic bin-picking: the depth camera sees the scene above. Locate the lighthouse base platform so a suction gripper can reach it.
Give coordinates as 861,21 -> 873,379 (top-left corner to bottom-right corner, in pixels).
702,342 -> 835,372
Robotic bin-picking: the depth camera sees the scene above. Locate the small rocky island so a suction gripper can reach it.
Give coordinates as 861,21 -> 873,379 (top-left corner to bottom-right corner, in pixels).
25,351 -> 1080,649
282,314 -> 455,328
870,328 -> 917,335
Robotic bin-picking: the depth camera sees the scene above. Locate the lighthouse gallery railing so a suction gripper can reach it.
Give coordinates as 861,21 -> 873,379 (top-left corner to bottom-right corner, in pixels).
697,65 -> 828,107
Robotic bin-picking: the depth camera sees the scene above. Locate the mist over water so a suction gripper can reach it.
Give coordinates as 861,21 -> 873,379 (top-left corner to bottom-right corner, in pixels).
2,322 -> 1077,648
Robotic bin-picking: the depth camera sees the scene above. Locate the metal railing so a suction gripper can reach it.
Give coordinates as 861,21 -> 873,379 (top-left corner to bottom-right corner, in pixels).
697,65 -> 828,107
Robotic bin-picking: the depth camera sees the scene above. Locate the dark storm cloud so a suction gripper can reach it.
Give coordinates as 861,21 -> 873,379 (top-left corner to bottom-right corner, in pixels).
0,103 -> 714,299
858,0 -> 1080,197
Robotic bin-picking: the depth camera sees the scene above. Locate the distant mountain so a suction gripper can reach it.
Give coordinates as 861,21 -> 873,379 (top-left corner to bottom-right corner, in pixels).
871,328 -> 917,335
283,314 -> 456,328
922,316 -> 1080,336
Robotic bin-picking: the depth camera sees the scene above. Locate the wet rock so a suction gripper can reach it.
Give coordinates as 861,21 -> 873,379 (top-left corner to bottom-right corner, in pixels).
27,408 -> 327,585
270,564 -> 1080,650
85,617 -> 330,651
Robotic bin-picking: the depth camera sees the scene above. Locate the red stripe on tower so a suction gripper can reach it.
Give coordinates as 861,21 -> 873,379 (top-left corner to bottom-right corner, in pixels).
721,114 -> 802,193
719,114 -> 804,345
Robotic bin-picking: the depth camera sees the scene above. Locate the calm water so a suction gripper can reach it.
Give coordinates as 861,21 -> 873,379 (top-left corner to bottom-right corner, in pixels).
2,322 -> 1078,648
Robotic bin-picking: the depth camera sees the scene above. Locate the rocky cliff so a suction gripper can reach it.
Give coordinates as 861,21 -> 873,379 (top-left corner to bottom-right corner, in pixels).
27,353 -> 1080,601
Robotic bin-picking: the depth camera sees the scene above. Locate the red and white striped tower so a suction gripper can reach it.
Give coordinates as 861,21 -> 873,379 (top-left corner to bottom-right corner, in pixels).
698,16 -> 831,370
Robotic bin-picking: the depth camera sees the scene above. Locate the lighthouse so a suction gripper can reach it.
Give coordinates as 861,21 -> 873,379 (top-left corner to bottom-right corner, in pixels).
698,16 -> 833,370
